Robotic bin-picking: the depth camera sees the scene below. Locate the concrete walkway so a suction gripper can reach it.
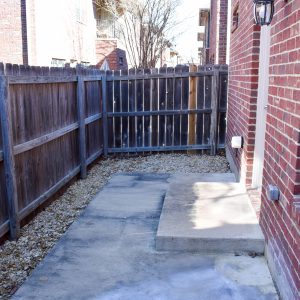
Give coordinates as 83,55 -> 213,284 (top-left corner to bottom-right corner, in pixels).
13,174 -> 278,300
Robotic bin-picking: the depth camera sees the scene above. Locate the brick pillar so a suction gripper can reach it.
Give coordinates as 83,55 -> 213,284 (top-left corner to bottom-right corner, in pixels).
0,0 -> 23,64
259,0 -> 300,298
226,0 -> 261,186
209,0 -> 228,64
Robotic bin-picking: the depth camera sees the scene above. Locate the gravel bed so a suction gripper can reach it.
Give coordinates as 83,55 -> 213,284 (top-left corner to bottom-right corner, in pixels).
0,153 -> 230,299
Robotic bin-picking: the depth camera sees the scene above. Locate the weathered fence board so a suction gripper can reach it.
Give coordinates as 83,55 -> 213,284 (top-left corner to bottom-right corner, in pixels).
128,68 -> 136,148
144,69 -> 151,147
0,75 -> 19,239
121,69 -> 129,148
0,63 -> 227,240
0,64 -> 9,236
181,66 -> 189,147
174,66 -> 182,146
151,68 -> 159,147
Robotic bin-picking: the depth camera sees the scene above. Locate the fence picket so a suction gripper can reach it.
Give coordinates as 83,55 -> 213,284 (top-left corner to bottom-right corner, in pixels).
181,66 -> 189,146
121,69 -> 129,149
0,75 -> 20,240
102,72 -> 108,156
166,67 -> 175,147
174,66 -> 182,146
106,71 -> 114,149
196,65 -> 205,146
151,68 -> 159,147
188,65 -> 197,153
144,69 -> 151,147
210,67 -> 220,155
77,76 -> 87,179
159,67 -> 167,147
128,68 -> 136,148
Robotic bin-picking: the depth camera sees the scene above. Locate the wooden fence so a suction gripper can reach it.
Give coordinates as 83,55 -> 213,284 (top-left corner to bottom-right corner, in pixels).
0,63 -> 227,240
105,65 -> 228,154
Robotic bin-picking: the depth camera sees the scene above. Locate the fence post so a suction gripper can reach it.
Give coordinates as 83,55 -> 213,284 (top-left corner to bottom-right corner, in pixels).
210,65 -> 220,155
0,75 -> 20,239
77,76 -> 87,179
188,64 -> 197,153
102,73 -> 108,156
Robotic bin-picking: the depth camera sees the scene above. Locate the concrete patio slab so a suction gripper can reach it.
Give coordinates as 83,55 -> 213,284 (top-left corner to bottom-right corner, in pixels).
13,174 -> 277,300
156,173 -> 265,253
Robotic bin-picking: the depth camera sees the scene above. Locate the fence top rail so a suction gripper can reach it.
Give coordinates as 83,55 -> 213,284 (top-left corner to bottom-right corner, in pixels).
0,62 -> 227,74
0,62 -> 227,84
7,75 -> 78,84
0,62 -> 105,75
6,75 -> 103,85
106,71 -> 220,81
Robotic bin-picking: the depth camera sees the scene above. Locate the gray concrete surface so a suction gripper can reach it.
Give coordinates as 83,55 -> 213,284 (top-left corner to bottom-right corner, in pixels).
13,174 -> 277,300
157,174 -> 265,253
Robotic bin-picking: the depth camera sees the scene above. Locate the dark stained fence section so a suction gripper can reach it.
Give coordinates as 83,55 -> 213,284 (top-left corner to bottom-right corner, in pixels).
0,63 -> 227,240
106,65 -> 227,153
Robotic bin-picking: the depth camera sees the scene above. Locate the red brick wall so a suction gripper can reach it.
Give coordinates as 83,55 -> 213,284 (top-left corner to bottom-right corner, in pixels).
26,0 -> 37,65
227,0 -> 300,298
0,0 -> 23,64
95,39 -> 128,71
218,0 -> 228,64
259,0 -> 300,298
209,0 -> 228,64
226,0 -> 261,186
209,0 -> 217,64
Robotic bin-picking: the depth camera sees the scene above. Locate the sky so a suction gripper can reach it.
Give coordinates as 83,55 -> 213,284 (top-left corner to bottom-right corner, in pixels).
173,0 -> 211,64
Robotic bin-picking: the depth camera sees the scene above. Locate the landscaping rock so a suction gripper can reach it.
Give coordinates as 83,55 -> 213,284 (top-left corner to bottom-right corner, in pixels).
0,154 -> 229,299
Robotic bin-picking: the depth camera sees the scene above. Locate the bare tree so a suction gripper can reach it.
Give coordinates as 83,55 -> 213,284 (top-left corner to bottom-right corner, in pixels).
94,0 -> 180,68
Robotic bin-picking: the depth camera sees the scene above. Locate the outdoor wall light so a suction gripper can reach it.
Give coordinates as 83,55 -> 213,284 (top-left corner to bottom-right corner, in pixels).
253,0 -> 275,26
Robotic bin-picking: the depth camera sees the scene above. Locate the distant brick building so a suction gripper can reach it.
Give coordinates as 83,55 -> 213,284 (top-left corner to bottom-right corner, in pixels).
0,0 -> 24,64
0,0 -> 97,66
95,39 -> 128,71
95,5 -> 128,70
198,0 -> 228,65
209,0 -> 228,64
0,0 -> 127,70
226,1 -> 300,299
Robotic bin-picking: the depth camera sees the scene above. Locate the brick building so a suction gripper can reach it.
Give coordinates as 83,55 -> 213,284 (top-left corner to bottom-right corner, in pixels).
198,0 -> 229,65
226,1 -> 300,299
0,0 -> 97,66
208,0 -> 229,64
95,6 -> 128,70
95,39 -> 127,70
0,0 -> 24,64
0,0 -> 127,70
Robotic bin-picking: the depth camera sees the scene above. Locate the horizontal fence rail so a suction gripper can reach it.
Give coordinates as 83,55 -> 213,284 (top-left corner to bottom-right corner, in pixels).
0,63 -> 228,240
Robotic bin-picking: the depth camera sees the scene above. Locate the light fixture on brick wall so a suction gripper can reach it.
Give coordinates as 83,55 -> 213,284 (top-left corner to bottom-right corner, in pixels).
253,0 -> 275,25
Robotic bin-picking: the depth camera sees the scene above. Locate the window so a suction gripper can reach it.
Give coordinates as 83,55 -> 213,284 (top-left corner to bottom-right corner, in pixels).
232,4 -> 239,33
80,61 -> 90,67
199,9 -> 210,26
70,59 -> 77,68
119,57 -> 124,66
198,32 -> 205,42
51,58 -> 66,67
76,0 -> 87,24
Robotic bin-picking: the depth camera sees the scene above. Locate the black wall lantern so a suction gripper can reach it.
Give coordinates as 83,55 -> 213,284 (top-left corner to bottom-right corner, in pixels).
253,0 -> 275,25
